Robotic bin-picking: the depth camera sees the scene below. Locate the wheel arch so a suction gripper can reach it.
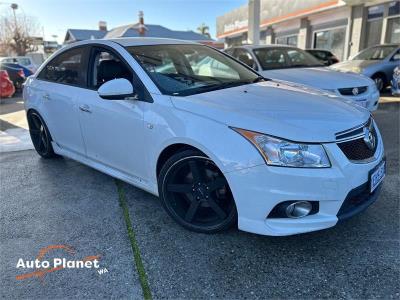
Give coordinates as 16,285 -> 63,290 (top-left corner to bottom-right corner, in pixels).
372,71 -> 388,83
26,108 -> 55,141
156,143 -> 208,179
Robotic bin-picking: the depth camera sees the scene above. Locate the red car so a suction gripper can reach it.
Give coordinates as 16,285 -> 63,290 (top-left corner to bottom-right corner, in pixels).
0,70 -> 15,98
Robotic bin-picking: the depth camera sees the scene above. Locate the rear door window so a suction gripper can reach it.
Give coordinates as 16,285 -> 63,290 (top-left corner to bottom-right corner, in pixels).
38,47 -> 88,87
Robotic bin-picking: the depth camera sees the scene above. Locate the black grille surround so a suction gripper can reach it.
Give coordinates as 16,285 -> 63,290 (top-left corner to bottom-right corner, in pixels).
336,118 -> 378,162
338,86 -> 368,96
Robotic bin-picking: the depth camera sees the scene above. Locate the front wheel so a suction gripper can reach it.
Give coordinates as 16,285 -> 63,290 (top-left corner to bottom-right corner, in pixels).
158,150 -> 237,233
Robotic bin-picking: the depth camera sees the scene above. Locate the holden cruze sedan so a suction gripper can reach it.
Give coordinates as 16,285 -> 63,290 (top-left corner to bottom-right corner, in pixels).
23,38 -> 385,236
225,45 -> 380,111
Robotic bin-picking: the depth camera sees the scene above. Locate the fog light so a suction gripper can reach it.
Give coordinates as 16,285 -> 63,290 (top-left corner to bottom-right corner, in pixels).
285,201 -> 312,218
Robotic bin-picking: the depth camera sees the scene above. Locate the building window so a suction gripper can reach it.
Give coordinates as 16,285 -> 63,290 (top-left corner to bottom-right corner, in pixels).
365,4 -> 386,48
313,27 -> 346,60
260,30 -> 267,44
368,5 -> 385,20
388,1 -> 400,16
226,33 -> 247,47
276,35 -> 298,47
386,17 -> 400,43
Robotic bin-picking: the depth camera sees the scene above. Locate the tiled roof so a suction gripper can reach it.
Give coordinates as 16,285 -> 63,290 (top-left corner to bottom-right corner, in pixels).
66,29 -> 108,42
105,23 -> 213,41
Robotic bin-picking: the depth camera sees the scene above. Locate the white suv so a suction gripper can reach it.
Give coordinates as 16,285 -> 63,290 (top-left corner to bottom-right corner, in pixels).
23,38 -> 385,236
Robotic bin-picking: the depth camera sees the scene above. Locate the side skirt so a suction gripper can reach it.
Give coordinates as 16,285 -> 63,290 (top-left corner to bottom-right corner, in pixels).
52,142 -> 159,197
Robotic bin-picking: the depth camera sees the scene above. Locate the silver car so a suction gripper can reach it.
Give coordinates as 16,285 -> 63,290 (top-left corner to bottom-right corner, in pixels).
226,45 -> 380,111
332,44 -> 400,92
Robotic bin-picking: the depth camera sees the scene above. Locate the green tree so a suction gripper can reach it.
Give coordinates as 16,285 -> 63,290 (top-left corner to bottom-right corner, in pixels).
197,23 -> 211,39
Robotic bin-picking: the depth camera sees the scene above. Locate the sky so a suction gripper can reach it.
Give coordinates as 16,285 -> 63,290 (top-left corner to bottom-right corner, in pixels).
0,0 -> 247,43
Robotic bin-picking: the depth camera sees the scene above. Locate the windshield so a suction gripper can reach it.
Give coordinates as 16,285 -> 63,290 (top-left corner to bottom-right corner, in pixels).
126,44 -> 262,96
353,45 -> 398,60
253,47 -> 323,70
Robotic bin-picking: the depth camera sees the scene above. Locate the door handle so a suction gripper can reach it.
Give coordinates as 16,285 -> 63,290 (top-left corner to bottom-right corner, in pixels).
79,104 -> 92,113
43,94 -> 50,100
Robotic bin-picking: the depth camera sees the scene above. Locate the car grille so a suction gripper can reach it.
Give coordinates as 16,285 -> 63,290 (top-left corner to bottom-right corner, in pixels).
338,86 -> 368,96
336,118 -> 378,161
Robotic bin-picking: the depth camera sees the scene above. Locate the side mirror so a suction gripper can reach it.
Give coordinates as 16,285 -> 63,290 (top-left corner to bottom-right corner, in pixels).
98,78 -> 135,100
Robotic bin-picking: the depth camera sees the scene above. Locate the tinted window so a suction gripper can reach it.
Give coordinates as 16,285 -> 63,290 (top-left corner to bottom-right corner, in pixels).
233,49 -> 257,70
253,47 -> 322,70
38,47 -> 87,87
253,48 -> 288,69
389,1 -> 400,16
89,48 -> 133,89
308,50 -> 328,60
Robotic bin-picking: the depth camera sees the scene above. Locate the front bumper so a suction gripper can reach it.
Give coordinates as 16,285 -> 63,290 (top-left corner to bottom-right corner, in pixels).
224,129 -> 385,236
391,79 -> 400,96
338,88 -> 380,111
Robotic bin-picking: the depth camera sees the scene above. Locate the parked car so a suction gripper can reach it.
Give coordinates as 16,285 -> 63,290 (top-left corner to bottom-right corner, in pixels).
1,62 -> 33,77
24,38 -> 385,236
225,45 -> 379,111
305,49 -> 339,66
0,63 -> 26,91
0,56 -> 38,73
331,44 -> 400,92
0,63 -> 26,90
391,66 -> 400,96
0,70 -> 15,98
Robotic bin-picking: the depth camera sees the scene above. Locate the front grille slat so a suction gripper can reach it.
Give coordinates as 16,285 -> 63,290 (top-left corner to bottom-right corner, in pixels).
337,138 -> 376,160
336,117 -> 378,161
338,86 -> 368,96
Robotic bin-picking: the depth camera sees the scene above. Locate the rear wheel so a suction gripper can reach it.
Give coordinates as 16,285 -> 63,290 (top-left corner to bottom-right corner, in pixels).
158,150 -> 237,233
27,111 -> 57,158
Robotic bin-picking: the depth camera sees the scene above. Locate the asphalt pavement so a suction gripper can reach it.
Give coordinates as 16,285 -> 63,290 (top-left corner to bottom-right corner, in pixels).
0,96 -> 399,299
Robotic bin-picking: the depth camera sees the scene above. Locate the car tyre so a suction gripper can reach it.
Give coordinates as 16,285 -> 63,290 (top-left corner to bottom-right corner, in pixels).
372,73 -> 386,92
27,111 -> 58,158
158,150 -> 237,233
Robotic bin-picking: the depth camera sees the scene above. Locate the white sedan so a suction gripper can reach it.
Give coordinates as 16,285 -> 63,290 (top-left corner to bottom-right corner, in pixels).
23,38 -> 385,236
225,45 -> 380,111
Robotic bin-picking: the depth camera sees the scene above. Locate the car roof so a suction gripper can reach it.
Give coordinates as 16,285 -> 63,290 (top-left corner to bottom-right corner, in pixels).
0,56 -> 30,59
107,37 -> 198,47
228,44 -> 299,50
305,49 -> 332,52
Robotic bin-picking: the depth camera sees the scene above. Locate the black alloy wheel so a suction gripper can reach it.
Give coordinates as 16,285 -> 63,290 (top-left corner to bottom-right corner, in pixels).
158,150 -> 237,233
27,111 -> 57,158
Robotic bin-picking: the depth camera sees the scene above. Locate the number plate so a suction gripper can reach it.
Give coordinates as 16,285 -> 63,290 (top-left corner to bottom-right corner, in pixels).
370,160 -> 385,193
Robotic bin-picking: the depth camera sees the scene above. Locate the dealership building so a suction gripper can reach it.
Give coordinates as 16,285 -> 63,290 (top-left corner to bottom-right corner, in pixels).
217,0 -> 400,60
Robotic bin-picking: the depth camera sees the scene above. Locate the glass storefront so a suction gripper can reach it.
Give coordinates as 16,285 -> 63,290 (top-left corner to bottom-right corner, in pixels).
275,35 -> 298,46
386,2 -> 400,43
386,17 -> 400,43
366,5 -> 384,47
313,27 -> 346,60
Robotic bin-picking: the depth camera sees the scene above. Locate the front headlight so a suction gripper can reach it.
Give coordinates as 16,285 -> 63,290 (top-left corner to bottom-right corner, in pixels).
351,66 -> 362,73
233,128 -> 331,168
394,67 -> 400,80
